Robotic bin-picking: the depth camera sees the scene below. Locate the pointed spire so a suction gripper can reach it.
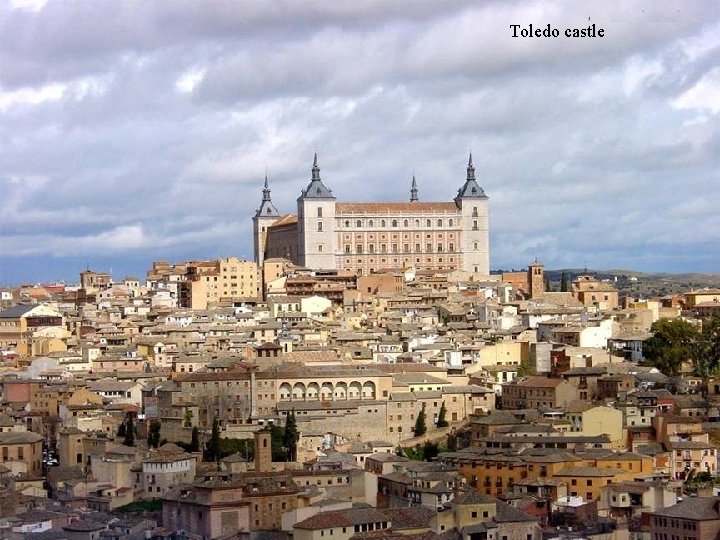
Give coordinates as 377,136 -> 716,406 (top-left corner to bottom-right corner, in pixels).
299,152 -> 335,200
261,173 -> 272,202
410,174 -> 419,202
255,172 -> 279,218
466,152 -> 476,182
311,152 -> 321,181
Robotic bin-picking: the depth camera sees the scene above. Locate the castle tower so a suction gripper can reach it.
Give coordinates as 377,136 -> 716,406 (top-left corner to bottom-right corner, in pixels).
254,429 -> 272,473
410,174 -> 419,202
252,174 -> 280,266
454,153 -> 490,275
528,259 -> 545,299
297,154 -> 337,269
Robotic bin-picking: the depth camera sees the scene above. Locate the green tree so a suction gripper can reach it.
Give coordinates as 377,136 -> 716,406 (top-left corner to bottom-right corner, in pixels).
436,402 -> 449,428
283,410 -> 299,462
644,318 -> 700,376
189,427 -> 200,453
123,415 -> 135,447
148,420 -> 162,449
270,424 -> 287,461
422,441 -> 439,461
560,271 -> 569,292
414,403 -> 427,437
692,314 -> 720,414
205,418 -> 221,462
183,408 -> 193,428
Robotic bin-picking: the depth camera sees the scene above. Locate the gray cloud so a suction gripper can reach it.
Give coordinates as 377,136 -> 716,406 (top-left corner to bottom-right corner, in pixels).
1,0 -> 719,283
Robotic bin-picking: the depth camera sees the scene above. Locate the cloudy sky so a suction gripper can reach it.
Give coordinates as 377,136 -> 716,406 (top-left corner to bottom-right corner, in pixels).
1,0 -> 719,284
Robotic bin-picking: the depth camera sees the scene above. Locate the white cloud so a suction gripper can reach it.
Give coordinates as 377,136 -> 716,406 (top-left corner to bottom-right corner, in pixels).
672,67 -> 720,114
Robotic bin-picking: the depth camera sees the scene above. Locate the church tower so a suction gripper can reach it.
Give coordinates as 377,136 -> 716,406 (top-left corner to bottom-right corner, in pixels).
297,154 -> 337,269
252,174 -> 280,266
454,153 -> 490,275
528,260 -> 545,299
410,175 -> 419,202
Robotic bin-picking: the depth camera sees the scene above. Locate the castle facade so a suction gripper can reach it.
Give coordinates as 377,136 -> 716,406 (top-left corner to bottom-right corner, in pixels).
253,154 -> 489,275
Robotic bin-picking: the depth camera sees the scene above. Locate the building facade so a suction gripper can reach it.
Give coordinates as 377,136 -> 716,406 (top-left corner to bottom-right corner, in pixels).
254,154 -> 490,275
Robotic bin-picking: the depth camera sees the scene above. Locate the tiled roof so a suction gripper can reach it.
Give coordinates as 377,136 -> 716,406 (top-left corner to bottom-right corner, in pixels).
652,497 -> 720,520
336,202 -> 458,214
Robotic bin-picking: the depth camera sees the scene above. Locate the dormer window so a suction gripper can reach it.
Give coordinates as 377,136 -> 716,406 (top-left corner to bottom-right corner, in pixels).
316,187 -> 321,195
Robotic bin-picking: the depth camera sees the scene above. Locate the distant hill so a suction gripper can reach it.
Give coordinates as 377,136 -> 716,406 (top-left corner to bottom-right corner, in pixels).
492,268 -> 720,297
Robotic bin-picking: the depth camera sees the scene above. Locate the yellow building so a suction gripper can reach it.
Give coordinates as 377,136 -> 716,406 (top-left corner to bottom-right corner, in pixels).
0,304 -> 66,356
178,256 -> 259,309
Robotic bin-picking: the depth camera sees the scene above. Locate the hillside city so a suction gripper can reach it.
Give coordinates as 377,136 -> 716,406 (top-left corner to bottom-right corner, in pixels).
1,252 -> 719,540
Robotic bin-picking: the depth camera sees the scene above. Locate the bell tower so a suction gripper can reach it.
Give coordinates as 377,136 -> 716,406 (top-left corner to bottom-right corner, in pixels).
252,174 -> 280,266
454,153 -> 489,276
297,154 -> 337,269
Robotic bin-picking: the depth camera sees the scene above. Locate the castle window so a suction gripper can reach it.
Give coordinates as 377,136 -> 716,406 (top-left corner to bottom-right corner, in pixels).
317,208 -> 323,217
356,220 -> 362,227
403,244 -> 409,253
345,220 -> 350,227
472,206 -> 478,216
473,220 -> 478,230
426,243 -> 432,252
317,222 -> 323,232
426,219 -> 431,227
356,244 -> 363,254
415,219 -> 420,227
449,243 -> 455,252
437,244 -> 443,252
403,219 -> 409,227
369,220 -> 374,227
381,220 -> 386,227
392,220 -> 398,227
449,218 -> 454,226
318,245 -> 323,252
474,242 -> 478,249
369,244 -> 375,253
415,244 -> 420,252
345,245 -> 351,253
437,219 -> 442,227
381,244 -> 387,253
392,244 -> 398,253
266,208 -> 271,214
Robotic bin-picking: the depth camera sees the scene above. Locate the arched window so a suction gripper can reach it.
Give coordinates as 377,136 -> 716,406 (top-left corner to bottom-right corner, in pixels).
437,219 -> 443,227
426,219 -> 431,227
415,219 -> 420,227
344,220 -> 350,227
392,220 -> 398,227
356,220 -> 362,227
381,220 -> 386,227
403,219 -> 409,227
369,220 -> 374,227
449,218 -> 454,227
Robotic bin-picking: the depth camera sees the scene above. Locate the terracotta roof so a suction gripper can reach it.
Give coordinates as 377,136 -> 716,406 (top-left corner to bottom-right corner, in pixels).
270,214 -> 299,227
336,202 -> 458,214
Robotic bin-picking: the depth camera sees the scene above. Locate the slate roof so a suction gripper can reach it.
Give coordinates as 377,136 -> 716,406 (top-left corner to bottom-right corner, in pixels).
652,497 -> 720,520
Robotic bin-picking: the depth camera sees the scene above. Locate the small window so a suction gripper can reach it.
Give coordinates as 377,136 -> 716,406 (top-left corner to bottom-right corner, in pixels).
403,219 -> 409,227
344,220 -> 350,227
356,220 -> 362,227
317,222 -> 323,232
426,219 -> 431,227
392,220 -> 398,227
437,219 -> 442,227
317,207 -> 323,217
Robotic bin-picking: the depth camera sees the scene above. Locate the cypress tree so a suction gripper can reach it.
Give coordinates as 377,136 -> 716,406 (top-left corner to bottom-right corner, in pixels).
205,417 -> 221,462
283,410 -> 299,462
436,402 -> 449,428
189,427 -> 200,452
117,421 -> 126,438
560,271 -> 569,292
414,403 -> 427,437
123,415 -> 135,447
148,420 -> 162,449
